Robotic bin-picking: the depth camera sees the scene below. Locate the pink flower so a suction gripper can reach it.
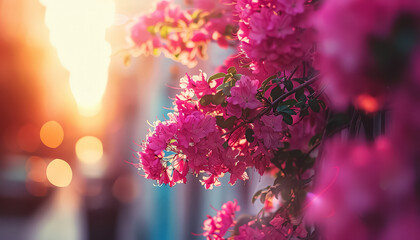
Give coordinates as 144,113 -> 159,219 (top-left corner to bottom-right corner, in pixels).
202,200 -> 240,239
176,111 -> 217,147
289,109 -> 325,151
254,115 -> 286,149
138,150 -> 163,180
236,0 -> 316,74
227,161 -> 249,185
226,102 -> 243,118
180,72 -> 214,98
278,0 -> 306,16
249,8 -> 294,44
227,76 -> 261,110
235,224 -> 265,240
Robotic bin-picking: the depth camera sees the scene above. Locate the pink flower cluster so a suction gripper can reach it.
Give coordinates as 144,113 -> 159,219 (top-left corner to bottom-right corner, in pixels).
234,215 -> 307,239
315,0 -> 420,109
235,0 -> 317,75
130,0 -> 235,67
226,75 -> 261,117
137,70 -> 297,188
202,200 -> 239,240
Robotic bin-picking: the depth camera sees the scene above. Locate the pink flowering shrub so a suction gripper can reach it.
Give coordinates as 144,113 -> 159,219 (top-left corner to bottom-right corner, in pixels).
126,0 -> 420,239
138,67 -> 322,188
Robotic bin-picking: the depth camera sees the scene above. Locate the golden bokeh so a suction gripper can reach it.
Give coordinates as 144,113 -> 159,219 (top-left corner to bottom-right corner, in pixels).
75,136 -> 103,164
40,120 -> 64,148
46,159 -> 72,187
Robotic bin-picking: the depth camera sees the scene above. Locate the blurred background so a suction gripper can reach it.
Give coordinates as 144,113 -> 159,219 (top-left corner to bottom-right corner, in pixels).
0,0 -> 264,239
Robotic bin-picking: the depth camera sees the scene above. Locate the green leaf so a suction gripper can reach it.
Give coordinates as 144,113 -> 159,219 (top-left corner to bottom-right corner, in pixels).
216,116 -> 237,129
233,74 -> 242,80
216,82 -> 228,91
223,116 -> 237,129
270,85 -> 282,101
227,66 -> 236,74
295,89 -> 305,102
245,128 -> 255,143
279,99 -> 298,106
284,80 -> 293,91
212,91 -> 225,105
260,192 -> 268,204
208,72 -> 226,83
223,75 -> 230,83
222,141 -> 229,149
277,105 -> 289,112
222,85 -> 234,96
277,105 -> 297,115
215,116 -> 225,127
308,99 -> 320,112
261,75 -> 276,89
216,82 -> 233,96
199,95 -> 213,106
217,77 -> 237,96
252,189 -> 264,204
308,133 -> 322,147
281,113 -> 293,125
272,77 -> 285,84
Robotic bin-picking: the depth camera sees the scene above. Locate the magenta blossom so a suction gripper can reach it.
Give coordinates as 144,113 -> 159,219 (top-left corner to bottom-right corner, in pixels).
227,75 -> 262,110
202,200 -> 240,240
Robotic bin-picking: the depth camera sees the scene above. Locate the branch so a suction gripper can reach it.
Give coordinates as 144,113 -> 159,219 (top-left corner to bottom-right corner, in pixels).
221,74 -> 320,137
271,74 -> 320,107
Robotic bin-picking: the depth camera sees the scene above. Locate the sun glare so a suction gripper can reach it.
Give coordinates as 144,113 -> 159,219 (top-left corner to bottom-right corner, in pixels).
40,0 -> 115,116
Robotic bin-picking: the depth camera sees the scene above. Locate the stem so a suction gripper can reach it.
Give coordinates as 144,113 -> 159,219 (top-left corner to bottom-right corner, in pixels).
271,74 -> 320,108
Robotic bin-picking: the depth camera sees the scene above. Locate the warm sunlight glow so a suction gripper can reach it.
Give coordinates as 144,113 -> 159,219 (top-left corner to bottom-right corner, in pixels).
75,136 -> 103,164
40,0 -> 115,116
40,121 -> 64,148
46,159 -> 73,187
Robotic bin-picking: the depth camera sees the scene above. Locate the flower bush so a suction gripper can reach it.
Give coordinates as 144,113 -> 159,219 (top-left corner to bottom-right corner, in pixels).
127,0 -> 420,239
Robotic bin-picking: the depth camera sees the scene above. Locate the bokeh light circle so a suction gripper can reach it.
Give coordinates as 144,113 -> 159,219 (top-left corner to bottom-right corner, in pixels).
40,121 -> 64,148
75,136 -> 103,164
46,159 -> 72,187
